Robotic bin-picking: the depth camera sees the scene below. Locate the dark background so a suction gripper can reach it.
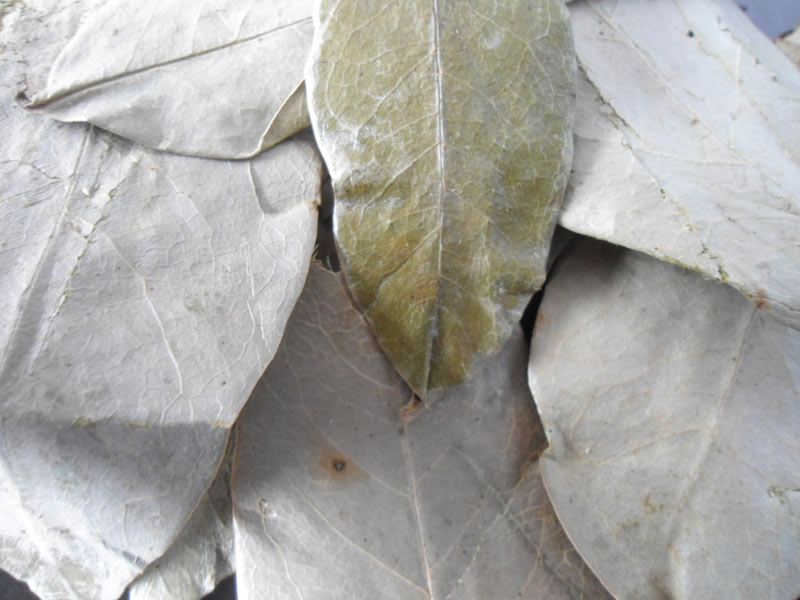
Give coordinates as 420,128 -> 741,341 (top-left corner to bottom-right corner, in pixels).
739,0 -> 800,37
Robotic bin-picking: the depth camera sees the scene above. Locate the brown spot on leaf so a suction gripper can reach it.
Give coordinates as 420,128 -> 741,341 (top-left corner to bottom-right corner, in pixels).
643,495 -> 661,515
753,288 -> 769,309
400,394 -> 424,422
312,443 -> 366,486
534,311 -> 551,329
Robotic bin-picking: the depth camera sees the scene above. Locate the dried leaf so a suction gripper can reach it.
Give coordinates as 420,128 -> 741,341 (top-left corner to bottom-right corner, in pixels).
26,0 -> 314,159
777,28 -> 800,67
562,0 -> 800,328
529,237 -> 800,600
0,4 -> 321,597
306,0 -> 576,397
127,439 -> 234,600
231,264 -> 610,600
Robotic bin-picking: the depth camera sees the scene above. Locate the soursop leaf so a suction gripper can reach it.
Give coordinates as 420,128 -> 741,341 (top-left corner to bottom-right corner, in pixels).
529,237 -> 800,600
231,263 -> 610,600
306,0 -> 576,398
562,0 -> 800,328
0,4 -> 322,597
126,438 -> 234,600
778,27 -> 800,67
25,0 -> 314,159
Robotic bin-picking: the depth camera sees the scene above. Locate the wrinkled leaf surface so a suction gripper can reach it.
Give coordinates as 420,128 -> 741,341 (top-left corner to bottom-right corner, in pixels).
231,264 -> 610,600
306,0 -> 576,396
0,4 -> 321,597
26,0 -> 313,159
562,0 -> 800,327
529,238 -> 800,599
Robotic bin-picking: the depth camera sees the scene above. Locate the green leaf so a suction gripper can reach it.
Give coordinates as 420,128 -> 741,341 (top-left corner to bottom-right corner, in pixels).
306,0 -> 576,398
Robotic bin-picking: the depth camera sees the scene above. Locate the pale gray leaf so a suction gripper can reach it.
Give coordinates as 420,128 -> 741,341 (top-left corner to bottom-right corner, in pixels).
562,0 -> 800,328
26,0 -> 314,159
231,264 -> 610,600
0,4 -> 321,598
127,439 -> 234,600
778,28 -> 800,67
529,237 -> 800,600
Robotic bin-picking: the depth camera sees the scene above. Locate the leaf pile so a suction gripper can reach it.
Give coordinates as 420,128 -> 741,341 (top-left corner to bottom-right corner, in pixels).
1,0 -> 798,599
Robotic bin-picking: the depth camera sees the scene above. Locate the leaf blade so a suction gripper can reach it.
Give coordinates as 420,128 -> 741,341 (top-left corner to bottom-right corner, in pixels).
127,438 -> 235,600
529,237 -> 800,600
306,0 -> 576,396
26,0 -> 314,158
562,0 -> 800,327
231,263 -> 611,600
0,4 -> 322,595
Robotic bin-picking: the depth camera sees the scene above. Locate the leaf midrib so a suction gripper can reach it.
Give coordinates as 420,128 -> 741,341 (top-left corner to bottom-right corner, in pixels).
426,0 -> 446,395
29,16 -> 313,108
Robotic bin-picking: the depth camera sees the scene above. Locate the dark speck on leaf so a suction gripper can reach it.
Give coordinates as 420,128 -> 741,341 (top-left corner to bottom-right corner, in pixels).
315,445 -> 364,484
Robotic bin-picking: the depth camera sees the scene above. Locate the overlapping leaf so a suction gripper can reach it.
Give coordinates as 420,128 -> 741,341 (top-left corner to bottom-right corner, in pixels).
0,3 -> 321,598
306,0 -> 576,398
778,28 -> 800,66
231,264 -> 609,600
25,0 -> 314,159
127,440 -> 234,600
561,0 -> 800,327
529,237 -> 800,599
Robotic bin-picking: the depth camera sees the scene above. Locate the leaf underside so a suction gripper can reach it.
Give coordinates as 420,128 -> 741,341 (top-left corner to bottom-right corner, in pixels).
529,237 -> 800,600
27,0 -> 314,159
561,0 -> 800,328
126,438 -> 235,600
0,3 -> 322,597
232,264 -> 611,600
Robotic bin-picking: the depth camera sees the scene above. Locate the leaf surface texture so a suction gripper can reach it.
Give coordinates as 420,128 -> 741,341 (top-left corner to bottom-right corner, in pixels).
0,4 -> 321,597
127,439 -> 235,600
26,0 -> 314,158
231,264 -> 610,600
306,0 -> 576,396
562,0 -> 800,327
529,237 -> 800,599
